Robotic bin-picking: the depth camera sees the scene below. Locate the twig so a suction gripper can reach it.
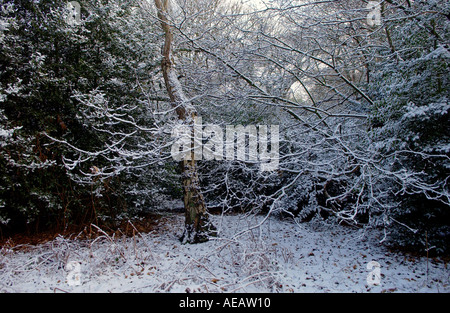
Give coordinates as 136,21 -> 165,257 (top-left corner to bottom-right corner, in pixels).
90,224 -> 126,261
228,273 -> 275,293
127,220 -> 154,260
53,287 -> 70,293
188,257 -> 217,278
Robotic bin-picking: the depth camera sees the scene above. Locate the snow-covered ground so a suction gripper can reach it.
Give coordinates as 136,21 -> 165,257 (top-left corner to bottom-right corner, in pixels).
0,213 -> 448,293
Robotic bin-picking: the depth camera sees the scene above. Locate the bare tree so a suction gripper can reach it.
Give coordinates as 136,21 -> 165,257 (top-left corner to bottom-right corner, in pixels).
153,0 -> 216,243
165,0 -> 448,250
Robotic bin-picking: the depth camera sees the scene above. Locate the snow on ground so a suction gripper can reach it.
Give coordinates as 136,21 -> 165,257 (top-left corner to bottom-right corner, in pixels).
0,213 -> 448,293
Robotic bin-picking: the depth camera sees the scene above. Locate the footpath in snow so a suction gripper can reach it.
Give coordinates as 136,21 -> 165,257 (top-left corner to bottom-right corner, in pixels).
0,213 -> 448,293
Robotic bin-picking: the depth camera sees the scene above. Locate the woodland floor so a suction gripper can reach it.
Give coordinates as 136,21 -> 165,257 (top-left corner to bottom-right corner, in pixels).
0,212 -> 449,293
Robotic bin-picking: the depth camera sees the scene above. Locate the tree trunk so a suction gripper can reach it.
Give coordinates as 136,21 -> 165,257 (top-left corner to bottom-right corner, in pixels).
154,0 -> 216,243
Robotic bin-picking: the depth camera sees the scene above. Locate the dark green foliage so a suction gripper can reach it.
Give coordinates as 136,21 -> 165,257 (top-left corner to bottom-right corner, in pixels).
368,0 -> 450,254
0,0 -> 167,235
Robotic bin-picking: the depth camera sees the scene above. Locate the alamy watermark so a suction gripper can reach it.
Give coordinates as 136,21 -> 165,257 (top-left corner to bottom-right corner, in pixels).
170,117 -> 279,172
367,1 -> 382,26
366,260 -> 382,286
66,261 -> 81,286
66,1 -> 81,26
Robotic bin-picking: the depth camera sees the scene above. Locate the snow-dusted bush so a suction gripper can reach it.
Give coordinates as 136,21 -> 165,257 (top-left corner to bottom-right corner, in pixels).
0,0 -> 173,233
368,0 -> 450,254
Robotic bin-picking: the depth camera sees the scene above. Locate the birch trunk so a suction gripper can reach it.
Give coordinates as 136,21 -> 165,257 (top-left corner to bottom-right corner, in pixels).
154,0 -> 215,243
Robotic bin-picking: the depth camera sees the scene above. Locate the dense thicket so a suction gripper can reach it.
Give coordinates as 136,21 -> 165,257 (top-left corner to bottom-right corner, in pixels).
367,0 -> 450,253
0,0 -> 176,234
1,0 -> 448,254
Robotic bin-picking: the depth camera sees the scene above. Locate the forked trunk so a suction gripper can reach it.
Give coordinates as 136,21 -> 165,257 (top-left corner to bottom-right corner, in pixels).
154,0 -> 216,243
